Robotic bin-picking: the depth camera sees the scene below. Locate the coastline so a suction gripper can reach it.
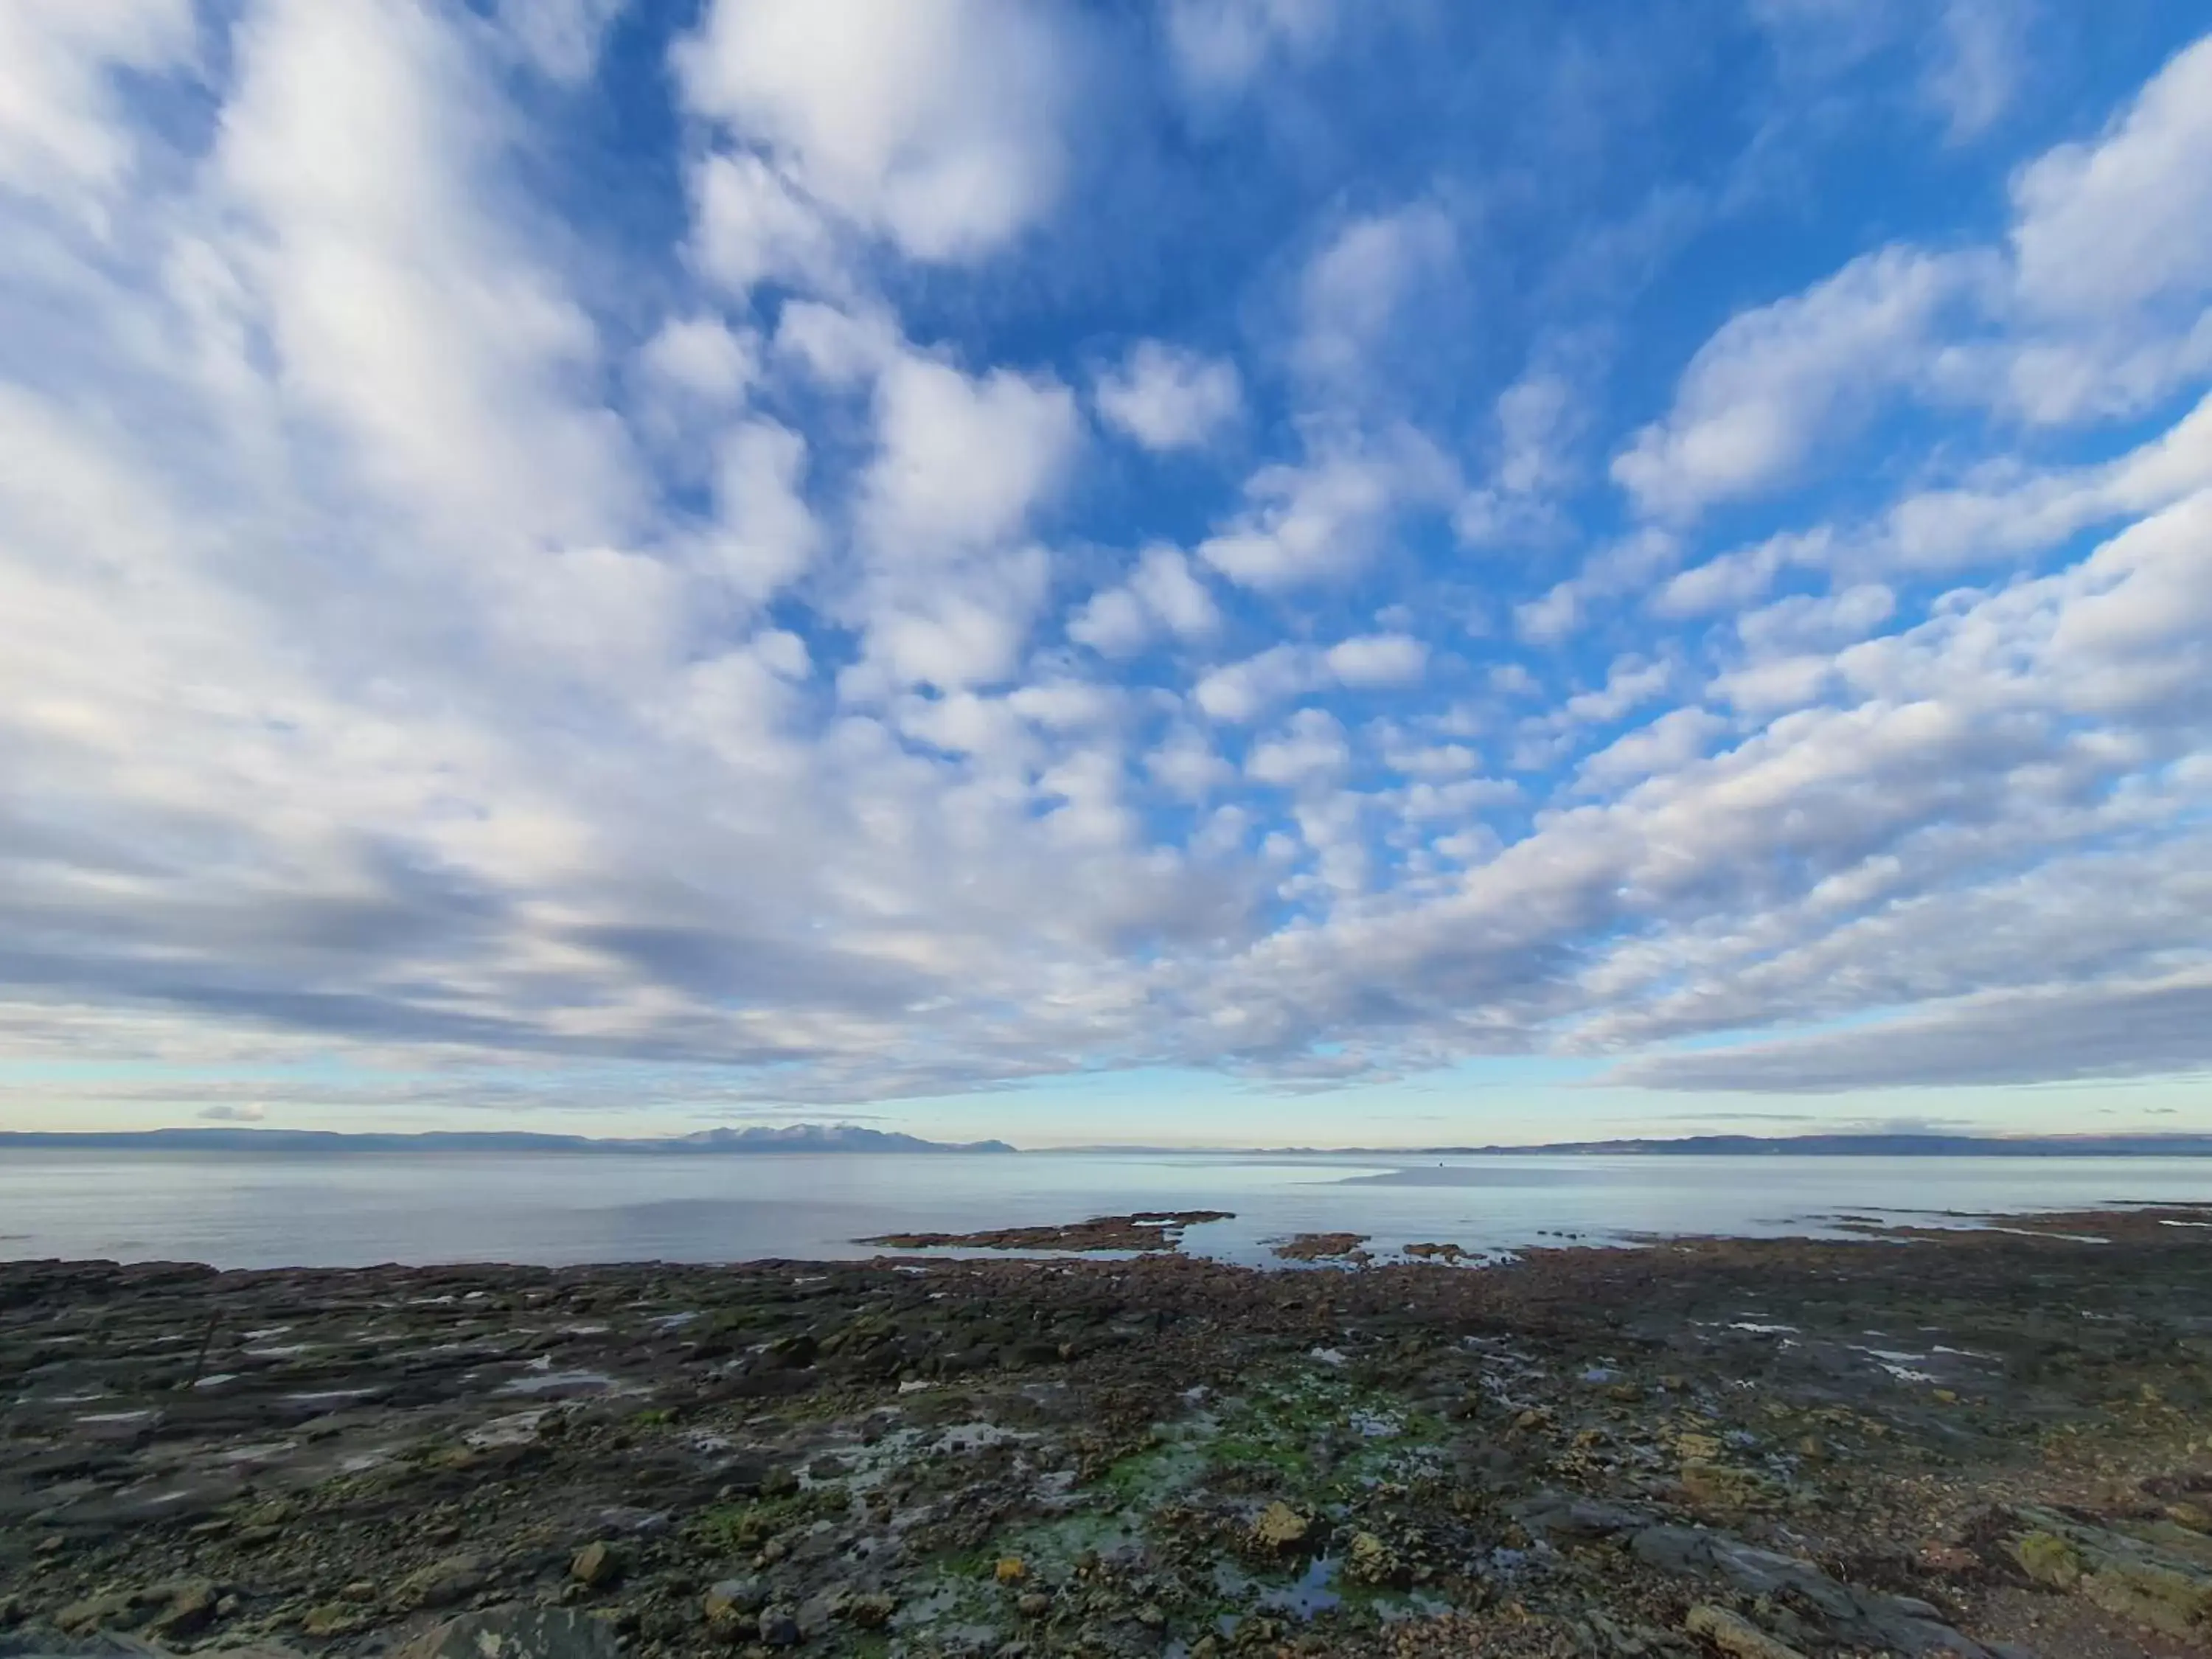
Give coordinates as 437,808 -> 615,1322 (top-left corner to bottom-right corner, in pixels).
4,1207 -> 2209,1658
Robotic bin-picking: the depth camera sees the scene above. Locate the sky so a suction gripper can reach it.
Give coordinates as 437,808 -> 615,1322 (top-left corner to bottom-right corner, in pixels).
1,0 -> 2209,1149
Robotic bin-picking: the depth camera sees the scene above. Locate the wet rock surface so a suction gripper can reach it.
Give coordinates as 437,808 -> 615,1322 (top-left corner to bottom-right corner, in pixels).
1266,1236 -> 1371,1265
856,1214 -> 1235,1253
4,1206 -> 2211,1657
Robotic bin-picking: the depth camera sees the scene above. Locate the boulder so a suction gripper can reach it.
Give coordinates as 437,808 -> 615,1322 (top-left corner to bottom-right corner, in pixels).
701,1577 -> 765,1627
568,1543 -> 618,1589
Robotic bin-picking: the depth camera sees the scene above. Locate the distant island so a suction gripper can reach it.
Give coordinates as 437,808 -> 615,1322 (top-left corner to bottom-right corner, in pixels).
0,1124 -> 1015,1155
1048,1132 -> 2212,1157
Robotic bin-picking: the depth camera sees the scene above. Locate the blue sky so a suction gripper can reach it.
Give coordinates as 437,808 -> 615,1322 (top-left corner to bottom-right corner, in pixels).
1,0 -> 2208,1147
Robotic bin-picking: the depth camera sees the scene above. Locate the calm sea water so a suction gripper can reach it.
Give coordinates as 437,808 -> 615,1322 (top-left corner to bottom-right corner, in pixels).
2,1150 -> 2210,1270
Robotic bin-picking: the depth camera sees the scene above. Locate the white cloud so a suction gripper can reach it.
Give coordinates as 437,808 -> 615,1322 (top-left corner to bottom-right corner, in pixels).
493,0 -> 628,84
1296,204 -> 1456,387
1163,0 -> 1334,97
1455,367 -> 1581,546
1564,655 -> 1673,725
1188,470 -> 2212,1085
1923,0 -> 2029,141
1518,527 -> 1680,641
1747,0 -> 1899,76
1189,631 -> 1430,723
1129,546 -> 1221,639
860,353 -> 1079,557
1067,585 -> 1150,658
2008,35 -> 2212,320
1379,731 -> 1480,779
689,151 -> 849,301
1247,708 -> 1349,788
841,347 -> 1076,698
1325,633 -> 1427,688
639,314 -> 759,405
1655,528 -> 1832,617
1613,247 -> 1974,521
1576,707 -> 1726,791
1514,582 -> 1583,646
1149,724 -> 1235,799
1710,652 -> 1835,714
0,0 -> 197,207
675,0 -> 1073,263
773,299 -> 902,388
858,559 -> 1048,692
1652,29 -> 2212,457
1095,340 -> 1241,451
705,419 -> 818,607
1200,429 -> 1456,589
1071,544 -> 1221,656
1192,644 -> 1313,723
214,0 -> 636,546
1736,584 -> 1896,658
1608,969 -> 2212,1091
198,1102 -> 268,1122
1654,386 -> 2212,612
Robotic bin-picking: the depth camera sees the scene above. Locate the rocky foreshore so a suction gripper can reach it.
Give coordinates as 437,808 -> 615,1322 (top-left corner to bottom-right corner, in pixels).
4,1206 -> 2211,1659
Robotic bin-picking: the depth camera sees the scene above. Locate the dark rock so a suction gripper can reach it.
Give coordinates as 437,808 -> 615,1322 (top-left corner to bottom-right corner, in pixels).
1633,1526 -> 1991,1657
1512,1492 -> 1654,1540
756,1604 -> 801,1647
761,1335 -> 818,1371
142,1582 -> 216,1642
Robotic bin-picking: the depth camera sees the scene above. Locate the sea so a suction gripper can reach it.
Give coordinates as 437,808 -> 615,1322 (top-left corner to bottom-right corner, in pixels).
4,1150 -> 2212,1270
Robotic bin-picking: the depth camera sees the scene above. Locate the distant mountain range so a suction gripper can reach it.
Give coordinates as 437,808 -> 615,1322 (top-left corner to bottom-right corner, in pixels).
0,1124 -> 1015,1155
1,1127 -> 2202,1158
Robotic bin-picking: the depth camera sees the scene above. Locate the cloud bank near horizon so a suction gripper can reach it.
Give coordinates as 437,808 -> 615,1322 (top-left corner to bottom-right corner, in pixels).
1,0 -> 2209,1119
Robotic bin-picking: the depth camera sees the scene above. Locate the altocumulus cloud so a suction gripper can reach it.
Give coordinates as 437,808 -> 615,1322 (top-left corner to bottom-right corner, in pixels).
0,0 -> 2210,1117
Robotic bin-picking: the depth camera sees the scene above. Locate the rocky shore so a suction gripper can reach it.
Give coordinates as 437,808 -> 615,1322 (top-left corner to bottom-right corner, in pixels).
4,1206 -> 2211,1658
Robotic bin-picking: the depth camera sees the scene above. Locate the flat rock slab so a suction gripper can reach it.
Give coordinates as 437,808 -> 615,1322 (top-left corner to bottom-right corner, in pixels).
396,1607 -> 620,1659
